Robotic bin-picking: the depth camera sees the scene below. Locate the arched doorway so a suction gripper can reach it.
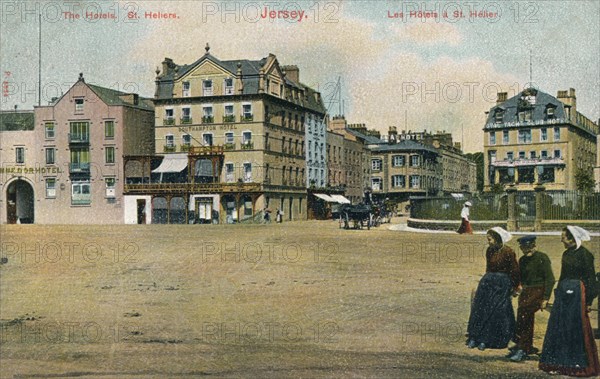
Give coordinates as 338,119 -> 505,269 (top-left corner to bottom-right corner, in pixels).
6,179 -> 35,224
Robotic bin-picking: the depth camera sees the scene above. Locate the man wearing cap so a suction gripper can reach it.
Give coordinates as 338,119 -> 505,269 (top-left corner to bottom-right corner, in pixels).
508,235 -> 555,362
457,201 -> 473,234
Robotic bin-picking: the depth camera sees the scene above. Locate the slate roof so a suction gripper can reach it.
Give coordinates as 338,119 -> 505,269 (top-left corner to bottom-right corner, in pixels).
485,88 -> 567,126
345,128 -> 384,145
87,84 -> 154,111
0,111 -> 35,131
370,139 -> 439,154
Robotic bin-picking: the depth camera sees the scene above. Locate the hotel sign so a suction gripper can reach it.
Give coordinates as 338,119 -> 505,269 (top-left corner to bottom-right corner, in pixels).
0,166 -> 62,175
485,118 -> 566,130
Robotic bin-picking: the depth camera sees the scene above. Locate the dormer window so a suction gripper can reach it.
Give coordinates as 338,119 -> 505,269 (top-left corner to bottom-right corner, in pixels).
182,81 -> 190,97
494,109 -> 504,123
546,105 -> 556,119
224,78 -> 234,95
518,110 -> 532,123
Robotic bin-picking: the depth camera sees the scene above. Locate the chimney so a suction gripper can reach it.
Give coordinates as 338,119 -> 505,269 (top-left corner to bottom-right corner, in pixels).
281,65 -> 299,83
496,92 -> 507,104
161,58 -> 174,76
119,93 -> 139,105
328,115 -> 347,131
557,88 -> 577,123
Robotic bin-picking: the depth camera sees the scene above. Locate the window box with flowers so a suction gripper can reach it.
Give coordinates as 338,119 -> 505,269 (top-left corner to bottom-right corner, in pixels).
223,115 -> 235,123
241,114 -> 254,122
181,117 -> 193,125
202,115 -> 214,124
241,142 -> 254,150
224,143 -> 236,151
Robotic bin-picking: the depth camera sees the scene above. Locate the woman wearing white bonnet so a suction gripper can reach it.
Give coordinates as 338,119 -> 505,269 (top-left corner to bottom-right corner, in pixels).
466,227 -> 520,351
539,226 -> 599,376
457,201 -> 473,234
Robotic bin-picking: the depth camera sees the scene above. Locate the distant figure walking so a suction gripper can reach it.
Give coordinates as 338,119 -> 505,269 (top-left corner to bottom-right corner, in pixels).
263,208 -> 271,224
276,208 -> 283,223
457,201 -> 473,234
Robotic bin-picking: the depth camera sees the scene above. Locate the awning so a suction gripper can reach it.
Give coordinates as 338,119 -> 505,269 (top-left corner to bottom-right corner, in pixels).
152,153 -> 188,174
330,194 -> 351,204
450,193 -> 464,200
313,193 -> 336,202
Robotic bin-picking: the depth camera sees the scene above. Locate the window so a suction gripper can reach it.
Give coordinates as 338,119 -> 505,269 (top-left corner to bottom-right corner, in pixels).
224,78 -> 234,95
182,81 -> 190,97
495,109 -> 504,123
75,98 -> 84,112
104,147 -> 115,164
182,107 -> 192,124
530,151 -> 536,159
541,150 -> 548,159
546,106 -> 555,119
392,155 -> 405,167
165,134 -> 174,147
488,150 -> 496,163
502,130 -> 509,144
243,162 -> 252,182
225,163 -> 234,182
15,147 -> 25,164
45,148 -> 55,165
223,104 -> 234,122
45,122 -> 55,139
489,132 -> 496,145
554,149 -> 561,159
71,181 -> 91,205
392,175 -> 406,188
203,133 -> 213,146
518,129 -> 532,144
45,178 -> 56,198
165,108 -> 174,125
507,152 -> 514,161
410,175 -> 420,188
70,148 -> 90,172
540,128 -> 548,142
242,131 -> 252,149
225,132 -> 234,144
242,103 -> 253,121
518,151 -> 525,160
105,121 -> 115,139
539,166 -> 555,183
182,134 -> 191,147
410,155 -> 420,167
371,159 -> 382,171
553,127 -> 560,141
202,80 -> 213,96
517,167 -> 535,184
70,121 -> 89,143
371,177 -> 382,191
202,106 -> 213,123
518,110 -> 532,122
105,177 -> 116,198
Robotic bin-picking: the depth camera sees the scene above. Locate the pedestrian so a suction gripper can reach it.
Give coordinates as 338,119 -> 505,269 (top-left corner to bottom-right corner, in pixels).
276,208 -> 283,223
467,227 -> 520,351
539,226 -> 600,377
507,235 -> 555,362
457,201 -> 473,234
263,207 -> 271,224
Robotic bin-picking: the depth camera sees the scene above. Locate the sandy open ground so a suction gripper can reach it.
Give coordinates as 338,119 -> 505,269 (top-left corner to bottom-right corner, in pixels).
0,220 -> 598,378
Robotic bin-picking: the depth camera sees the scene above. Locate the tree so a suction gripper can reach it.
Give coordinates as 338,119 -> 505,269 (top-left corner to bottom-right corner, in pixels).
465,152 -> 484,192
575,168 -> 595,193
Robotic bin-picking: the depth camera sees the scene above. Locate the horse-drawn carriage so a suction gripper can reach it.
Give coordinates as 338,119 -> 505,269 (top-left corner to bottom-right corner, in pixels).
339,204 -> 374,229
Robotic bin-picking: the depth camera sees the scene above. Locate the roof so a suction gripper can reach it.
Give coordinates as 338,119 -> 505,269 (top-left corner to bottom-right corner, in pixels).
346,128 -> 384,144
87,84 -> 154,111
0,111 -> 35,131
370,139 -> 439,154
485,88 -> 566,126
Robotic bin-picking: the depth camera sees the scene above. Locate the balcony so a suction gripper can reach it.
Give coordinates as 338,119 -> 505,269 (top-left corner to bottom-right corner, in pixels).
491,157 -> 565,167
68,133 -> 89,144
241,142 -> 254,150
164,145 -> 176,153
180,144 -> 191,152
70,162 -> 91,173
189,145 -> 224,155
124,182 -> 262,194
71,195 -> 91,206
202,115 -> 214,124
241,114 -> 254,122
180,117 -> 193,125
223,115 -> 235,123
224,143 -> 236,151
163,118 -> 175,126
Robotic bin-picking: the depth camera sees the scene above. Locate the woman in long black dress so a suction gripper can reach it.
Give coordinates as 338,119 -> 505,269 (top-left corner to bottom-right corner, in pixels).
466,227 -> 520,350
539,226 -> 600,377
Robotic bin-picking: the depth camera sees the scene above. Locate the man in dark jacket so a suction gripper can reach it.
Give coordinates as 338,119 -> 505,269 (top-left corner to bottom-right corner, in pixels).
508,235 -> 555,362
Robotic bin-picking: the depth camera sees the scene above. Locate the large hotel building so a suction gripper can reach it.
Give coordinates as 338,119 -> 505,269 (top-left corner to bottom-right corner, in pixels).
483,88 -> 598,191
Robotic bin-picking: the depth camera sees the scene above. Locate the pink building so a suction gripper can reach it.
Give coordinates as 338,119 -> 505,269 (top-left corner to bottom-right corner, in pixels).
0,74 -> 154,224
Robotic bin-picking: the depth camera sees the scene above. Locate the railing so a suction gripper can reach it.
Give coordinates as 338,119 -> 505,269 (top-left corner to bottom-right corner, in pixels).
70,162 -> 91,173
180,144 -> 191,152
71,196 -> 91,205
202,116 -> 214,124
241,142 -> 254,150
223,115 -> 235,123
68,133 -> 89,143
164,145 -> 176,153
163,118 -> 175,126
241,114 -> 254,122
223,143 -> 236,151
189,145 -> 224,155
124,182 -> 262,194
181,117 -> 193,124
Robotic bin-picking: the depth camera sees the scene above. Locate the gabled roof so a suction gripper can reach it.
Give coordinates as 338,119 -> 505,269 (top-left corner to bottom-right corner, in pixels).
0,111 -> 35,131
346,128 -> 384,144
87,84 -> 154,111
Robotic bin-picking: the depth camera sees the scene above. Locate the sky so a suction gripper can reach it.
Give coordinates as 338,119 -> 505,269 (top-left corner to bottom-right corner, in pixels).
1,0 -> 599,152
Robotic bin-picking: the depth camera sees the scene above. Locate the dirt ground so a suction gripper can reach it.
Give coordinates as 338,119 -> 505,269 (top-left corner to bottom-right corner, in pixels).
0,220 -> 598,378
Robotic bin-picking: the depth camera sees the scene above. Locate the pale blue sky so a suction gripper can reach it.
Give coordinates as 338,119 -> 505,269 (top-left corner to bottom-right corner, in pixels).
1,0 -> 598,151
